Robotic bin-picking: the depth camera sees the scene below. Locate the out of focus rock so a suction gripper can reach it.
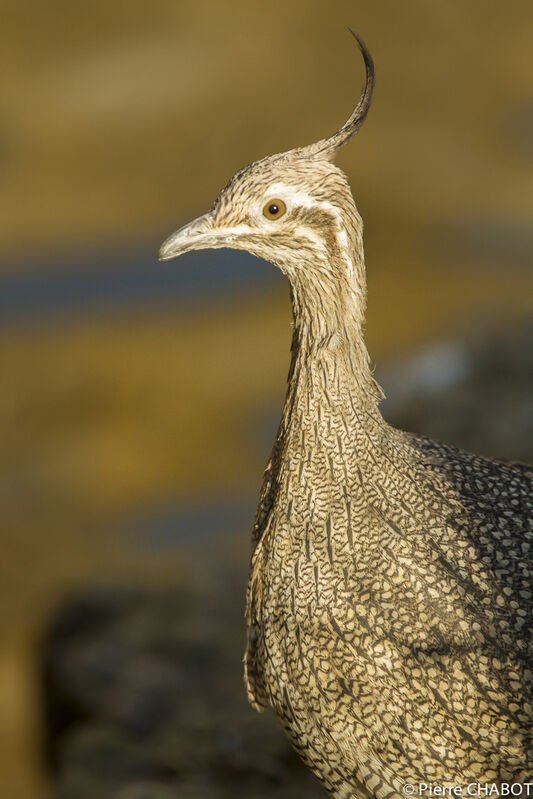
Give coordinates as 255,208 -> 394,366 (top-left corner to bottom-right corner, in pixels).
42,583 -> 326,799
379,321 -> 532,463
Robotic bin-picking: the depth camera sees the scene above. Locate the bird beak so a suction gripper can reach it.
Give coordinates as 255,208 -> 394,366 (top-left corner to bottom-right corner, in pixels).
159,212 -> 219,261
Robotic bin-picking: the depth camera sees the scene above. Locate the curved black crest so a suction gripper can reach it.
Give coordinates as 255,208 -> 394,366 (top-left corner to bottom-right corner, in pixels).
298,29 -> 374,161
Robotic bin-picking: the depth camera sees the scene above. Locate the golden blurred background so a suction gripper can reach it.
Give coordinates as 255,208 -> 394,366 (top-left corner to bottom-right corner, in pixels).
1,1 -> 532,796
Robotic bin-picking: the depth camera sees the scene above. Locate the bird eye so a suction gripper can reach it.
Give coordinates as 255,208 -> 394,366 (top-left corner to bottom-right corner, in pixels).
263,199 -> 286,220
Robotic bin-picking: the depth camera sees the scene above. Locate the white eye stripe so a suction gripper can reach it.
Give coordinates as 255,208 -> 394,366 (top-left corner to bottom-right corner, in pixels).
263,184 -> 343,221
264,184 -> 355,278
220,184 -> 356,280
294,226 -> 328,254
216,223 -> 254,238
337,230 -> 349,250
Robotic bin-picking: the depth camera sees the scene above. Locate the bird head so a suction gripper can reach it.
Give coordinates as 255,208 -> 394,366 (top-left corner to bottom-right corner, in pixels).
159,31 -> 374,292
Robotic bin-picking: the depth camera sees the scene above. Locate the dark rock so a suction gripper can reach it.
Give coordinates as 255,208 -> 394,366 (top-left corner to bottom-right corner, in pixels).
42,582 -> 327,798
379,321 -> 533,463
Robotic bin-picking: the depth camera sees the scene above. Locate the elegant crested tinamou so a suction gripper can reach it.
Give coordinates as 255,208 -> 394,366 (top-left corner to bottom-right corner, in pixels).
160,32 -> 532,799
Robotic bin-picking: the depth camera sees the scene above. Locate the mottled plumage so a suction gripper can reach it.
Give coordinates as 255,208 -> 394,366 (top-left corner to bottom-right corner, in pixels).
160,33 -> 532,798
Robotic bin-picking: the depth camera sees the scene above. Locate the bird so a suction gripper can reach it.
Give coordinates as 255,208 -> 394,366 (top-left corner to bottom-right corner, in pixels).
159,32 -> 533,799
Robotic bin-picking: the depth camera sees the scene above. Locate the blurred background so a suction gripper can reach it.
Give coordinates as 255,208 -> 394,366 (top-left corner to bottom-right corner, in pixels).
1,1 -> 532,797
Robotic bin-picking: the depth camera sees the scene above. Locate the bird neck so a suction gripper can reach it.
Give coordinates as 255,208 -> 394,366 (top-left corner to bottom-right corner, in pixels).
288,259 -> 379,404
274,264 -> 386,472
